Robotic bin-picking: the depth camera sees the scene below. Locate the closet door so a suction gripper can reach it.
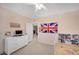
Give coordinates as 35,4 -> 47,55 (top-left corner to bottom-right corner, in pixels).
26,23 -> 33,42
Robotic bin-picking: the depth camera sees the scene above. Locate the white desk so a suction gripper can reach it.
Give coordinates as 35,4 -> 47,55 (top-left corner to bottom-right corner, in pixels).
5,35 -> 28,54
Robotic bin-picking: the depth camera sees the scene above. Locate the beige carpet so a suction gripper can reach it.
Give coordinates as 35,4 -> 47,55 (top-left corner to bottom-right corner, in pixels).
54,43 -> 79,55
11,35 -> 53,55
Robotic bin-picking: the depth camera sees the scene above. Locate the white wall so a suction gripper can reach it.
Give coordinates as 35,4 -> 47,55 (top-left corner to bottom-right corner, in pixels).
33,10 -> 79,45
38,32 -> 58,45
0,7 -> 29,54
58,10 -> 79,34
0,7 -> 29,36
26,23 -> 33,42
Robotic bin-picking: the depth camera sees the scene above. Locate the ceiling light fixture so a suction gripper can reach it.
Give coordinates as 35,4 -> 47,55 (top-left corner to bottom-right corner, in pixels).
34,3 -> 46,12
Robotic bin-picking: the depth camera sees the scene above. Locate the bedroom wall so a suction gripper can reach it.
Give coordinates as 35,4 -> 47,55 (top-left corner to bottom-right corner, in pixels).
0,7 -> 29,37
0,7 -> 29,54
58,10 -> 79,34
33,10 -> 79,45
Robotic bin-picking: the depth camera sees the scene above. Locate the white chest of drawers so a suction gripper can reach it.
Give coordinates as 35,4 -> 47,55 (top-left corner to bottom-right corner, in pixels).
5,35 -> 28,54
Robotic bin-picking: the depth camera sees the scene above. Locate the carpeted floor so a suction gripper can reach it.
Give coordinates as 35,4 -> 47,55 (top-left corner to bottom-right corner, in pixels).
54,43 -> 79,55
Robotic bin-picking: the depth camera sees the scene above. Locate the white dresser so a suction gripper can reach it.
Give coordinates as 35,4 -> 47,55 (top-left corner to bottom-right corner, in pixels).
0,33 -> 4,54
5,35 -> 28,55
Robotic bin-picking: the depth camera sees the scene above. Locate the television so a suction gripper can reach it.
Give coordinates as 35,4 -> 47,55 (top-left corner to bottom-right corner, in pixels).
15,30 -> 22,35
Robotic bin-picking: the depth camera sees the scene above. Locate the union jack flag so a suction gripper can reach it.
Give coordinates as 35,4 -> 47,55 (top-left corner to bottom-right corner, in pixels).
39,22 -> 58,33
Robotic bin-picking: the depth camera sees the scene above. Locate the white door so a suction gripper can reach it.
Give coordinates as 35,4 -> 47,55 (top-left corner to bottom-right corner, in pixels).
26,23 -> 33,42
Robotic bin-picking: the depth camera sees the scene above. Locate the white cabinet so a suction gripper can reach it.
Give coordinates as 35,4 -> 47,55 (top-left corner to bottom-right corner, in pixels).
5,35 -> 28,54
0,33 -> 4,54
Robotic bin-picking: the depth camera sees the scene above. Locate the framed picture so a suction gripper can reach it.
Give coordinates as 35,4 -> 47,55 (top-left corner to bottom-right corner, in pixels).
58,34 -> 65,43
10,22 -> 20,28
39,22 -> 58,33
59,34 -> 71,43
71,34 -> 79,45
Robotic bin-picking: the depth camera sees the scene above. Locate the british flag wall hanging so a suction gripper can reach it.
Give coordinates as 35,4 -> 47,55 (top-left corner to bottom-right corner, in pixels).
39,22 -> 58,33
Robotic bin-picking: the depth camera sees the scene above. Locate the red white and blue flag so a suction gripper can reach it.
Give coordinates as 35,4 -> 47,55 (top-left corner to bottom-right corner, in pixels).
39,22 -> 58,33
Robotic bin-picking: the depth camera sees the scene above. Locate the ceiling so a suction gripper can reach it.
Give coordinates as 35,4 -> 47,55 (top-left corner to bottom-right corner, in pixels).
0,3 -> 79,18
